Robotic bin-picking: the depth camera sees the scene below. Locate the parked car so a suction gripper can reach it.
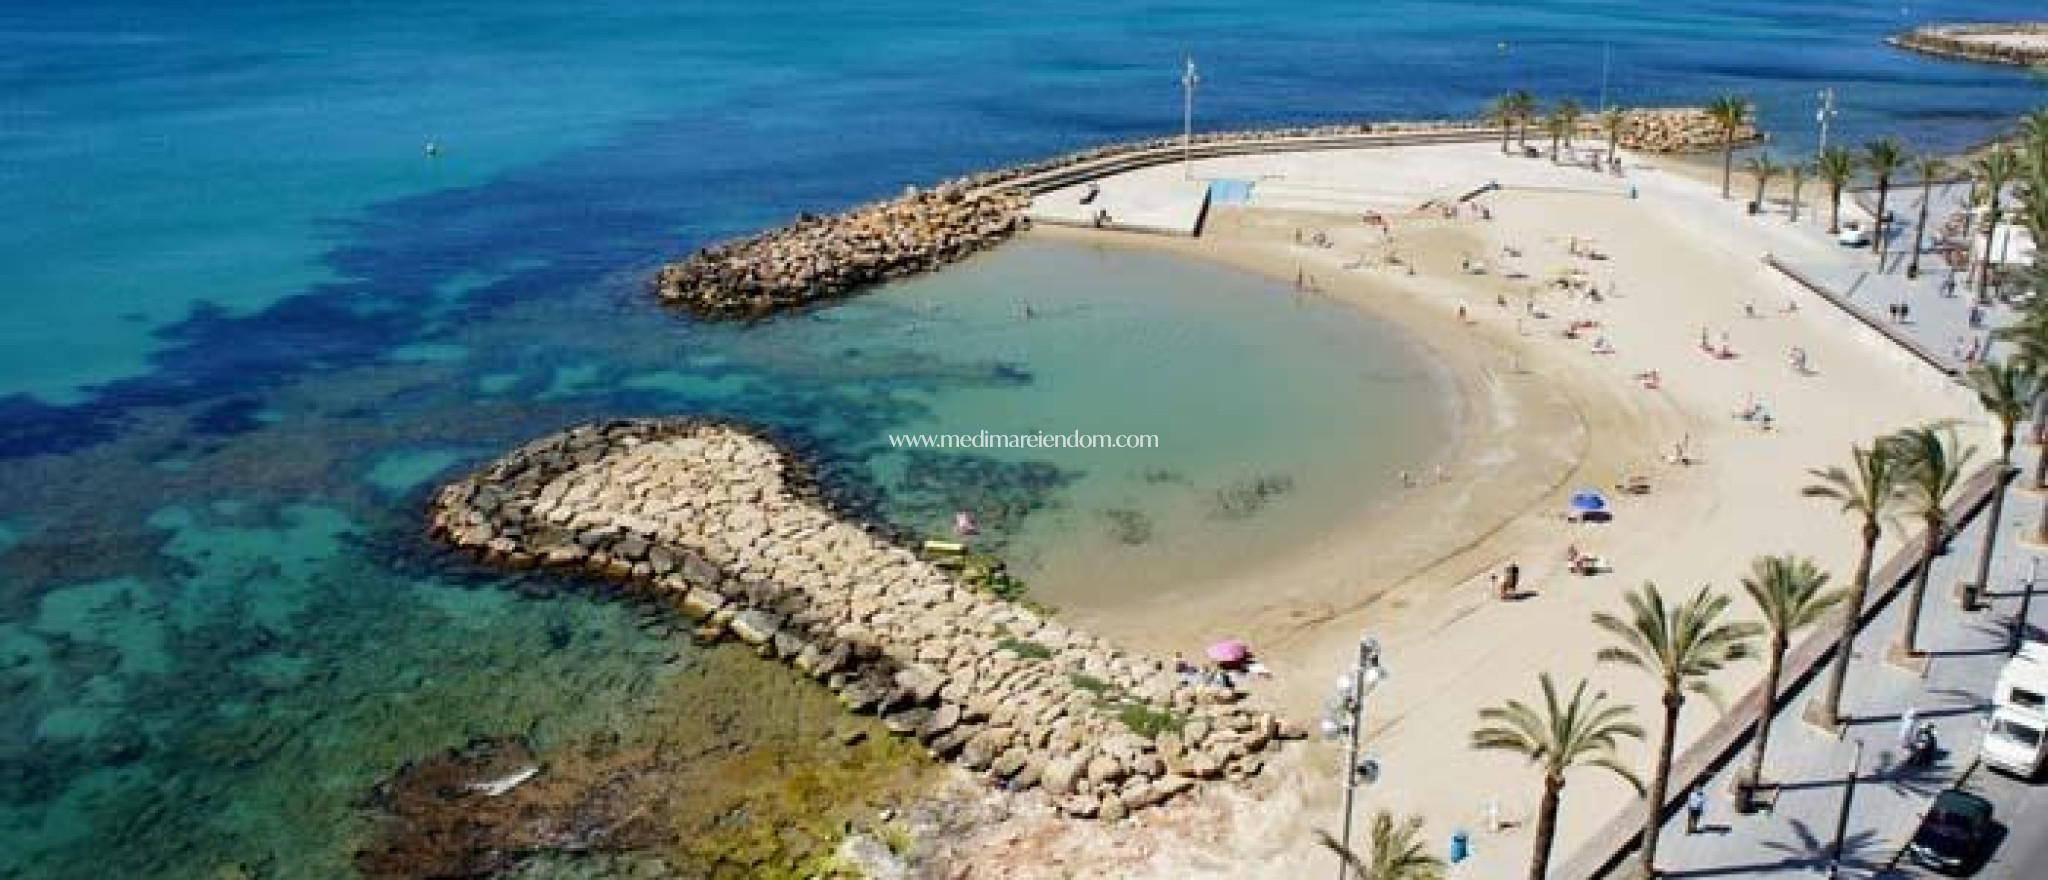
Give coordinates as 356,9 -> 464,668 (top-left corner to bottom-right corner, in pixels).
1905,789 -> 1995,875
1837,222 -> 1872,247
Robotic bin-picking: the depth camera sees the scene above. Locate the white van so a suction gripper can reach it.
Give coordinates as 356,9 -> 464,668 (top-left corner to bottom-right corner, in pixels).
1981,642 -> 2048,779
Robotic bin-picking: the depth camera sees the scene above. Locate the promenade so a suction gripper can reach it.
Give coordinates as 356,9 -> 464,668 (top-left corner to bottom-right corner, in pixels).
1543,158 -> 2041,879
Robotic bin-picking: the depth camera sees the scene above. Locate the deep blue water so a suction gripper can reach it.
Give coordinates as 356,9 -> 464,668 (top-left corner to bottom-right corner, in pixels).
1,1 -> 2043,876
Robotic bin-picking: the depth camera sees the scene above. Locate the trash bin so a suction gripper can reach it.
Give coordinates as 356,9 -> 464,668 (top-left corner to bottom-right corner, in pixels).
1450,830 -> 1470,863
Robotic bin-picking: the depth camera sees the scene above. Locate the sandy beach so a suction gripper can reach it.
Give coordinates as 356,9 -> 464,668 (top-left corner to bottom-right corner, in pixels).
930,141 -> 1989,878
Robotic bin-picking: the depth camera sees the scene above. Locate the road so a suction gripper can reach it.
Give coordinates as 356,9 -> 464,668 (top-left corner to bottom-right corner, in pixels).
1965,759 -> 2048,878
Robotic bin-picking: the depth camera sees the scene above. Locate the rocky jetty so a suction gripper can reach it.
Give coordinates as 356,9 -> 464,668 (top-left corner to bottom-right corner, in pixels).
650,111 -> 1750,318
654,185 -> 1030,319
1889,22 -> 2048,67
429,418 -> 1296,819
1613,107 -> 1763,154
651,119 -> 1486,319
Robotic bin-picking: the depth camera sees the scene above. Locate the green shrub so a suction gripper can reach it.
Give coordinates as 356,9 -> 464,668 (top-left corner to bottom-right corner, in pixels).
1112,702 -> 1188,738
1067,672 -> 1112,695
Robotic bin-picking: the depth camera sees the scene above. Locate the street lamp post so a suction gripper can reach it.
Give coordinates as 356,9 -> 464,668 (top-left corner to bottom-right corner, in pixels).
1815,88 -> 1836,160
1181,56 -> 1199,180
1826,739 -> 1863,877
2015,557 -> 2040,654
1324,637 -> 1385,880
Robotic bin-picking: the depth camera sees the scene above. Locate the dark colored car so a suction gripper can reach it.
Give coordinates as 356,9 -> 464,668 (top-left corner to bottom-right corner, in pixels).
1906,789 -> 1995,875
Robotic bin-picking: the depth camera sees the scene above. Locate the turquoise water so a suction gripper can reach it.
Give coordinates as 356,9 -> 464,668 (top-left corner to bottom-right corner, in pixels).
3,1 -> 2044,875
857,240 -> 1446,606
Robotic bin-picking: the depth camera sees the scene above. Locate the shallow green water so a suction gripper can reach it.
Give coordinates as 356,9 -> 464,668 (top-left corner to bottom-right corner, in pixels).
853,239 -> 1449,605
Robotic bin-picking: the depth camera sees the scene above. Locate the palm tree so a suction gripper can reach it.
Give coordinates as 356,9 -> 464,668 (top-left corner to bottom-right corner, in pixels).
1489,94 -> 1519,155
1316,812 -> 1447,880
1818,146 -> 1858,234
2021,110 -> 2048,172
1864,137 -> 1909,265
1881,425 -> 1974,656
1557,98 -> 1584,152
1997,313 -> 2048,464
1508,90 -> 1538,152
1593,583 -> 1762,877
1706,94 -> 1749,199
1472,674 -> 1644,880
1602,107 -> 1629,167
1802,443 -> 1907,727
1745,155 -> 1780,214
1738,556 -> 1842,790
1545,110 -> 1569,162
1906,155 -> 1948,278
1965,360 -> 2041,608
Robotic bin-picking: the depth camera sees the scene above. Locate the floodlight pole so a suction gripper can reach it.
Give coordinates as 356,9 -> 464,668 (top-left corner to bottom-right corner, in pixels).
1181,56 -> 1199,180
1335,637 -> 1383,880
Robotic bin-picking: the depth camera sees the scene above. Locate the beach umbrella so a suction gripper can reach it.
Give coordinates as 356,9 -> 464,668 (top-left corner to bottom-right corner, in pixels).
1569,490 -> 1607,512
1206,639 -> 1249,664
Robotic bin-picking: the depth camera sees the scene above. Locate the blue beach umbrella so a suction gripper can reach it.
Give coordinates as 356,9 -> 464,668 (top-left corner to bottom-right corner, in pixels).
1569,491 -> 1607,512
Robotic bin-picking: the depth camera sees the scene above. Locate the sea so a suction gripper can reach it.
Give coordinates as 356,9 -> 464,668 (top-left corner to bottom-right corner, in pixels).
2,1 -> 2042,876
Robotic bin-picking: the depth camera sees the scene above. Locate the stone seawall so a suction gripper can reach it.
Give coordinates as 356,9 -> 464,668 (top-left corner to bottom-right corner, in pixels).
428,418 -> 1296,820
1888,22 -> 2048,67
1614,107 -> 1762,154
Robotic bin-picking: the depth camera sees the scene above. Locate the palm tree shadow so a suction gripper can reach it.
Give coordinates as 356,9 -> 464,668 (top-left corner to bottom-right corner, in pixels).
1760,817 -> 1887,874
1660,817 -> 1885,877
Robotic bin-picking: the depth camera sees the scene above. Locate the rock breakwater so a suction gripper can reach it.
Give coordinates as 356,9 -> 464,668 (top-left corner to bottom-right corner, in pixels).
1614,107 -> 1763,154
1889,22 -> 2048,67
429,418 -> 1296,819
651,119 -> 1483,319
653,185 -> 1030,319
651,111 -> 1751,318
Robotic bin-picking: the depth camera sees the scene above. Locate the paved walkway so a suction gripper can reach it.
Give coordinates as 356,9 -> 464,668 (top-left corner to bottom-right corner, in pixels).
1559,161 -> 2043,879
1648,457 -> 2042,877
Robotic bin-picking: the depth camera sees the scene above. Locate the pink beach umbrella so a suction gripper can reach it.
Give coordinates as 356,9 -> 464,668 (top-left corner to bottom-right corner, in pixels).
1206,639 -> 1250,664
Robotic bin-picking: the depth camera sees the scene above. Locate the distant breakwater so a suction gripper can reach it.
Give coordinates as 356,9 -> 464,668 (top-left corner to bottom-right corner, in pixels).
652,109 -> 1747,319
429,418 -> 1301,820
1888,22 -> 2048,67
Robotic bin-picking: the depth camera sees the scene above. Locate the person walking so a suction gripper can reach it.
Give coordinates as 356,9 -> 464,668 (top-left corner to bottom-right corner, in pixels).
1898,706 -> 1919,751
1685,786 -> 1707,834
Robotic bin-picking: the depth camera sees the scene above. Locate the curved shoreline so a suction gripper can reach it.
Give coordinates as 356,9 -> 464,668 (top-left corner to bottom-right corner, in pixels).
919,142 -> 1986,877
1019,219 -> 1596,657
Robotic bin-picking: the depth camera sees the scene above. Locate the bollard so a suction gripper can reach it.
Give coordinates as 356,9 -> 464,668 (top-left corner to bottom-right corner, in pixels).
1450,830 -> 1470,863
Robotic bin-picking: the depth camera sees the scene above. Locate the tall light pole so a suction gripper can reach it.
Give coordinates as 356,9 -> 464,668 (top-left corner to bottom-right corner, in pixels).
1181,56 -> 1199,180
2015,557 -> 2040,654
1815,88 -> 1837,160
1826,739 -> 1863,878
1324,636 -> 1386,880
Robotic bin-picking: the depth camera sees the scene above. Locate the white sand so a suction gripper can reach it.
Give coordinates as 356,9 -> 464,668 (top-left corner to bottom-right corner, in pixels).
932,141 -> 1986,878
